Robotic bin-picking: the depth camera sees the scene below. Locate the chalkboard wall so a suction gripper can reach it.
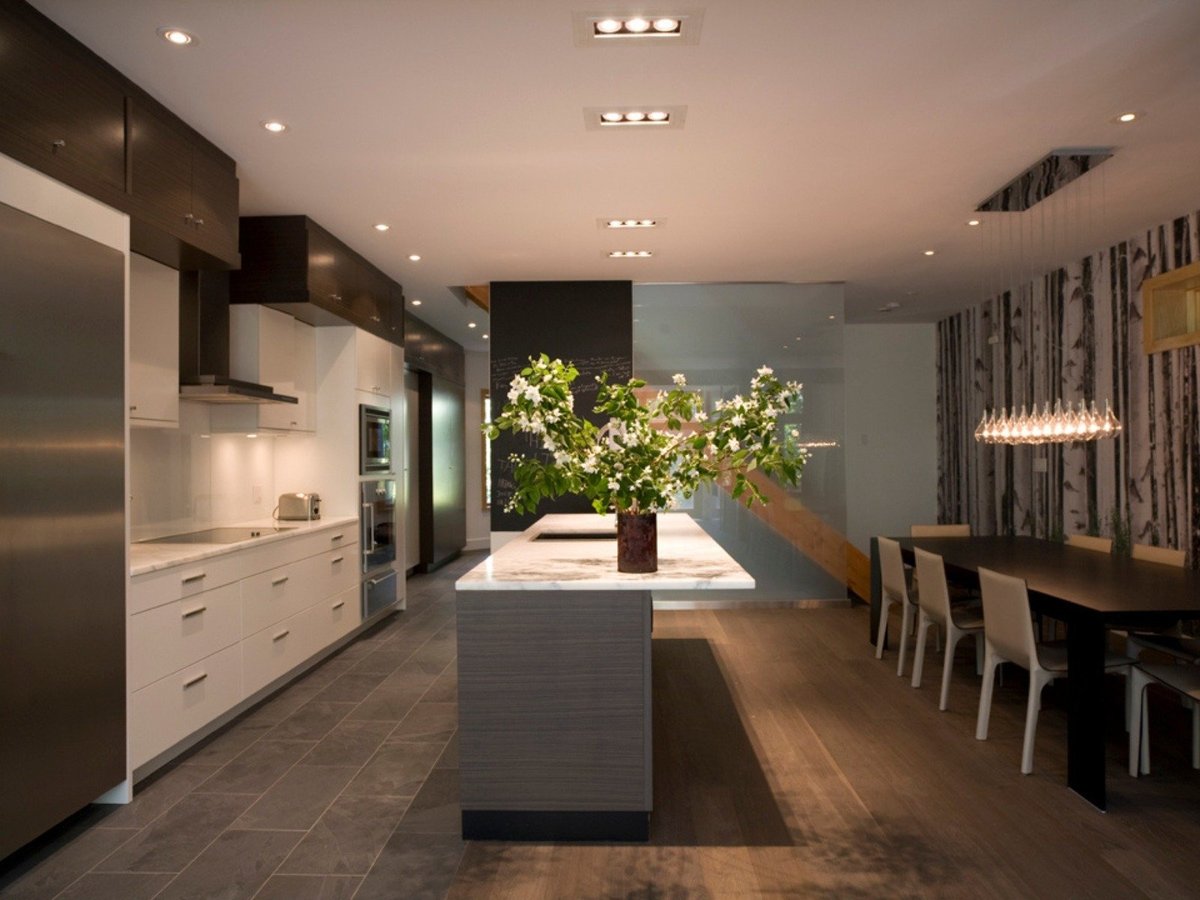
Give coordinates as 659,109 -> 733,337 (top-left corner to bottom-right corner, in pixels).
489,281 -> 633,532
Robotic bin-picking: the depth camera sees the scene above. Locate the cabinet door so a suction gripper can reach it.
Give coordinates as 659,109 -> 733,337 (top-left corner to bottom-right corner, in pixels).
292,319 -> 317,431
129,254 -> 180,426
0,5 -> 126,197
129,100 -> 194,235
189,142 -> 239,261
355,330 -> 390,397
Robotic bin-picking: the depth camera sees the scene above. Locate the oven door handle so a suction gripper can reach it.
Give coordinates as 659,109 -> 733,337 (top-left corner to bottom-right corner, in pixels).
362,502 -> 376,559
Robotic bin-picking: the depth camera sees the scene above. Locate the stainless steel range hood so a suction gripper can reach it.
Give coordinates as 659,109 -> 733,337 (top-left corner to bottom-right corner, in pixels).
178,269 -> 298,405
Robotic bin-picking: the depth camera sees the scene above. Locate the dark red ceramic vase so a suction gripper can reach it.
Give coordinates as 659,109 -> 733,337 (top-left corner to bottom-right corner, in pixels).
617,511 -> 658,573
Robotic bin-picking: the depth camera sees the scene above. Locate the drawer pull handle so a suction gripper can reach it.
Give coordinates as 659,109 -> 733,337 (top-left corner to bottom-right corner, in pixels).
330,534 -> 344,542
271,575 -> 290,586
273,629 -> 290,642
183,672 -> 208,689
182,573 -> 206,584
331,556 -> 345,564
182,605 -> 207,619
332,600 -> 345,610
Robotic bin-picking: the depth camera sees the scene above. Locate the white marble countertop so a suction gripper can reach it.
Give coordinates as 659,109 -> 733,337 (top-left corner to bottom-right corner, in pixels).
130,516 -> 358,577
456,513 -> 754,591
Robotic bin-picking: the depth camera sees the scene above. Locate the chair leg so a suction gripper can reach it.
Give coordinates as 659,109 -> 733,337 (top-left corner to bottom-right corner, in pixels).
1141,689 -> 1151,775
1192,702 -> 1199,770
939,626 -> 963,711
1021,672 -> 1048,775
974,635 -> 984,676
875,598 -> 891,660
976,644 -> 999,741
911,612 -> 930,689
896,601 -> 914,678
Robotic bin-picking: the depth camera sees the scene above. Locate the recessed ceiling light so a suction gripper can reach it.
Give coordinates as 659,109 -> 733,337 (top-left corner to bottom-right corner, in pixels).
625,17 -> 651,33
924,249 -> 936,256
653,18 -> 680,32
589,15 -> 682,38
608,250 -> 653,258
158,27 -> 194,45
827,315 -> 836,320
468,322 -> 477,329
585,106 -> 686,130
1117,112 -> 1138,123
262,120 -> 287,133
246,433 -> 258,439
411,299 -> 422,306
966,219 -> 980,226
482,333 -> 489,340
574,11 -> 702,45
374,223 -> 390,232
606,218 -> 657,228
408,254 -> 421,262
595,18 -> 623,34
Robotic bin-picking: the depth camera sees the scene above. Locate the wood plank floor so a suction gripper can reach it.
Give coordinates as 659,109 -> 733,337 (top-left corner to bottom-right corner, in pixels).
4,551 -> 1200,899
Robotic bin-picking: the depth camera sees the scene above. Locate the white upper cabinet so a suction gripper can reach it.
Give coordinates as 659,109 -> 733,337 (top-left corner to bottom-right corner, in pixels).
214,305 -> 316,433
129,253 -> 180,427
355,329 -> 391,401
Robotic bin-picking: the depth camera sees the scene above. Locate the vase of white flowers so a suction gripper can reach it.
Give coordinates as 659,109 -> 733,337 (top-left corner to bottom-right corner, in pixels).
485,355 -> 808,573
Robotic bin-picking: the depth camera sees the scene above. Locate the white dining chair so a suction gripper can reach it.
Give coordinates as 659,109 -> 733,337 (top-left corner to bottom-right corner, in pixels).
1129,662 -> 1200,777
975,567 -> 1133,774
911,547 -> 984,710
1122,543 -> 1191,724
1132,543 -> 1187,567
876,536 -> 917,677
1067,534 -> 1113,554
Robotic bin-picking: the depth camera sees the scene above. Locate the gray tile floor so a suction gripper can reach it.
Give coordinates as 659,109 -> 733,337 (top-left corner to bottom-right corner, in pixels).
0,556 -> 476,900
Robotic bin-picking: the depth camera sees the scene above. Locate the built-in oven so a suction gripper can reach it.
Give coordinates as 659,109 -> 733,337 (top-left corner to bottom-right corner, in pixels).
361,478 -> 398,617
360,404 -> 392,474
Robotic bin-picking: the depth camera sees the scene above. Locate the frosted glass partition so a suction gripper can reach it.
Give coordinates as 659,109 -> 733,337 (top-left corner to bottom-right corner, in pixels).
633,283 -> 846,601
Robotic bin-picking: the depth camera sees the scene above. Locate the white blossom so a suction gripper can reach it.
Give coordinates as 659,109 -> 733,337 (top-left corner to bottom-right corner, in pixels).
523,385 -> 543,405
728,437 -> 740,451
730,413 -> 744,428
672,373 -> 687,386
756,365 -> 773,377
694,410 -> 708,422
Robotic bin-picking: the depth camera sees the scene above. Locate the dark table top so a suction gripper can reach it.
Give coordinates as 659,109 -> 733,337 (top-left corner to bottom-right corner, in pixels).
894,535 -> 1200,623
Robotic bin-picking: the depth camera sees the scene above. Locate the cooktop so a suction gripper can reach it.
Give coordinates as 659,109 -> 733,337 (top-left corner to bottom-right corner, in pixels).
141,526 -> 296,545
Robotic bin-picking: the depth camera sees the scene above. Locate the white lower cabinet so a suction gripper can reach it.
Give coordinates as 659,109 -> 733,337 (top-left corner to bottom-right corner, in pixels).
128,524 -> 364,771
130,643 -> 243,769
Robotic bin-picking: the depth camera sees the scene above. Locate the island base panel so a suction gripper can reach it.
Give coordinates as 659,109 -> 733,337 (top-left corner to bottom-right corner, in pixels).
462,810 -> 649,842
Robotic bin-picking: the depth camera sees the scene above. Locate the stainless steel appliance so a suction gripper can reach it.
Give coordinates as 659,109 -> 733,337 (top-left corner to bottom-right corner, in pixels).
278,492 -> 321,521
361,479 -> 398,617
360,404 -> 392,474
0,200 -> 125,859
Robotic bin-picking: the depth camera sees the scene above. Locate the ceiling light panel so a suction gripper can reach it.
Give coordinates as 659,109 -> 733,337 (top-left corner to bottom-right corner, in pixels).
598,217 -> 662,229
572,10 -> 704,46
608,250 -> 653,258
584,105 -> 686,131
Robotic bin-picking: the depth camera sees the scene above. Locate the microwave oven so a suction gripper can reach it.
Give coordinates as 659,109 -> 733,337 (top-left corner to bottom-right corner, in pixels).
360,404 -> 392,474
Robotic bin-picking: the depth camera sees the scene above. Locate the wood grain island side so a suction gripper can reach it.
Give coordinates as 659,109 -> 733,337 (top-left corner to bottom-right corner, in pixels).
454,513 -> 753,841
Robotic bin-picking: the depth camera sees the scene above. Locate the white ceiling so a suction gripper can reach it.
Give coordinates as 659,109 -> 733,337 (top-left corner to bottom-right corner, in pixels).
29,0 -> 1200,350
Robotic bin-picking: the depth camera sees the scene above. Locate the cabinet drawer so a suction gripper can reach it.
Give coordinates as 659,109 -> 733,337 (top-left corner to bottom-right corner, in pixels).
308,585 -> 362,650
129,643 -> 242,769
131,552 -> 250,614
243,611 -> 314,697
311,546 -> 360,600
287,524 -> 358,562
130,581 -> 241,691
242,557 -> 319,637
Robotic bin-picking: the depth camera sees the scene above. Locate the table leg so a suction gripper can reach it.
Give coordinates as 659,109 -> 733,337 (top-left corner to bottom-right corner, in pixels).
1066,611 -> 1107,810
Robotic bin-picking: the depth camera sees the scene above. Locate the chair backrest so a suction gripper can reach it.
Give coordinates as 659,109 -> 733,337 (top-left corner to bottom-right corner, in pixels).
910,524 -> 971,537
978,566 -> 1037,670
877,537 -> 909,605
1132,543 -> 1187,568
1067,534 -> 1112,553
913,547 -> 951,622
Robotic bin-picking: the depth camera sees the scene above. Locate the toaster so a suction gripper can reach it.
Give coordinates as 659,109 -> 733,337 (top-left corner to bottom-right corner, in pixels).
278,492 -> 320,521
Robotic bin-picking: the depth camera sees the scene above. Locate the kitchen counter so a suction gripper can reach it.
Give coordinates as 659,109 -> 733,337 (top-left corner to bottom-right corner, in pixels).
455,513 -> 751,843
456,512 -> 754,591
130,516 -> 358,576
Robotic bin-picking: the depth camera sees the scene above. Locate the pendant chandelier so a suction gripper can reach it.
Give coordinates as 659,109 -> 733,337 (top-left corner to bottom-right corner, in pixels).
975,399 -> 1121,445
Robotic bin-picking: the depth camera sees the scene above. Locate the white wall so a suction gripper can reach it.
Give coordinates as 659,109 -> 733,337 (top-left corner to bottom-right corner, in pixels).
844,324 -> 938,553
464,350 -> 490,552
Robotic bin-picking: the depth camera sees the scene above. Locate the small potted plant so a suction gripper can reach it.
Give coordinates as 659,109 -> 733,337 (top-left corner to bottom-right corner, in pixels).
485,354 -> 809,573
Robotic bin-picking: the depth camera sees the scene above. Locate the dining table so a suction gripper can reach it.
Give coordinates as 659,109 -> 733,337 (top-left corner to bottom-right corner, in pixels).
868,535 -> 1200,811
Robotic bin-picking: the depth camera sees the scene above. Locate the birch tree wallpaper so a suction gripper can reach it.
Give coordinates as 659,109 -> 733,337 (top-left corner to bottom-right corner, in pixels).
937,208 -> 1199,565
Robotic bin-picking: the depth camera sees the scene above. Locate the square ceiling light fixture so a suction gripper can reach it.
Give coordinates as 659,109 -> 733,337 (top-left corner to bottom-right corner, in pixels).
572,10 -> 704,46
598,217 -> 663,229
584,105 -> 687,130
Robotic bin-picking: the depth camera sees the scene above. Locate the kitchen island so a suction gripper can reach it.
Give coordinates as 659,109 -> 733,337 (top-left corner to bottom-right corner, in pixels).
455,513 -> 753,841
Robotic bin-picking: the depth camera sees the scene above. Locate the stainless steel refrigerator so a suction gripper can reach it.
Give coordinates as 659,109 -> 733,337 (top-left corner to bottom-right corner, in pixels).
0,201 -> 126,860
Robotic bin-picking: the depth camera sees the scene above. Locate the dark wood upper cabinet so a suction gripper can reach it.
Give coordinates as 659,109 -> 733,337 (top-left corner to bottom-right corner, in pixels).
129,100 -> 239,266
0,2 -> 127,202
0,2 -> 240,270
231,216 -> 405,346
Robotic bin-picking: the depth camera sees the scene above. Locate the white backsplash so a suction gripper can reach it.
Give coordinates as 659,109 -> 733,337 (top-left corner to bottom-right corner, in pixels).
130,428 -> 278,541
